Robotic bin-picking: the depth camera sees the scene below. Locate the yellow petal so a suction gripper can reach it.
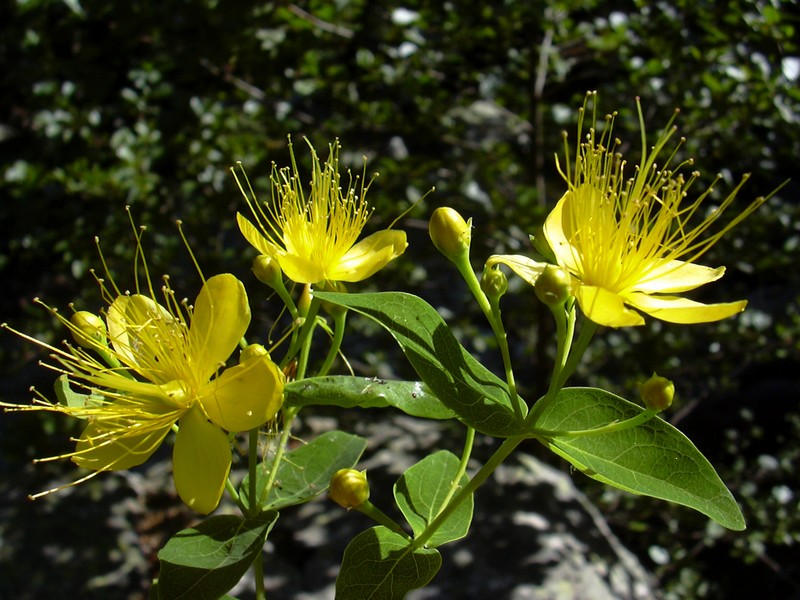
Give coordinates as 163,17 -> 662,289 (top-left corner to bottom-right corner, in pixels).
172,407 -> 231,514
543,190 -> 586,275
199,355 -> 285,432
485,254 -> 548,286
633,260 -> 725,294
575,285 -> 645,327
625,292 -> 747,324
107,295 -> 175,374
73,419 -> 171,471
279,253 -> 326,284
331,230 -> 408,282
237,212 -> 277,258
189,274 -> 250,381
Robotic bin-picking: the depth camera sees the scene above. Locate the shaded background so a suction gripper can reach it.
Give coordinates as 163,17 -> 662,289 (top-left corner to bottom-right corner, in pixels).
1,1 -> 799,598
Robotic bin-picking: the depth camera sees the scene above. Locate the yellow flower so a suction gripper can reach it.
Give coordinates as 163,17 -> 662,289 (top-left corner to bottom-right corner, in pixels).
4,271 -> 284,514
235,138 -> 407,285
489,95 -> 766,327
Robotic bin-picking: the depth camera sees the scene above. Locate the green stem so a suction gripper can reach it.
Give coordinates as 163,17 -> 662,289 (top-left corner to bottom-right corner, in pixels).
317,310 -> 347,377
355,500 -> 410,538
487,295 -> 523,420
437,427 -> 476,514
280,292 -> 320,371
556,318 -> 597,392
525,303 -> 574,427
412,434 -> 525,549
293,299 -> 321,381
247,428 -> 259,517
453,256 -> 524,420
272,277 -> 299,322
525,311 -> 597,429
259,406 -> 300,507
225,477 -> 246,513
254,548 -> 266,600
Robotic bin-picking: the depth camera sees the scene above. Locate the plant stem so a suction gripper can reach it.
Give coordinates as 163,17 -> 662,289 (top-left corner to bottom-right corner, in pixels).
247,428 -> 259,517
355,500 -> 410,538
254,543 -> 266,600
225,477 -> 245,513
453,256 -> 524,420
259,406 -> 300,507
437,427 -> 476,514
555,317 -> 597,392
412,434 -> 524,549
317,310 -> 347,377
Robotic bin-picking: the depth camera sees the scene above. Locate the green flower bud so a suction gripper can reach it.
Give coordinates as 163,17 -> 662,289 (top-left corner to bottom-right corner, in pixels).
481,266 -> 508,301
240,343 -> 269,363
535,264 -> 571,306
252,255 -> 283,288
329,468 -> 370,510
298,284 -> 313,318
429,207 -> 472,262
318,280 -> 348,317
69,311 -> 107,348
640,373 -> 675,411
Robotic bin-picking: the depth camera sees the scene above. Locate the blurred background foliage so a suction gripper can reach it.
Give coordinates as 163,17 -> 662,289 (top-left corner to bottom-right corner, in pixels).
1,0 -> 799,598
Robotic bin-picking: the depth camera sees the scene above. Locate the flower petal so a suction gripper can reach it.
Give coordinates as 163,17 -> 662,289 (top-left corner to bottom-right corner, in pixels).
543,190 -> 586,275
107,295 -> 175,374
278,253 -> 326,284
485,254 -> 548,286
188,274 -> 250,381
575,285 -> 645,327
237,213 -> 278,258
173,407 -> 231,514
633,260 -> 725,294
199,355 -> 285,432
625,292 -> 747,324
73,419 -> 171,471
330,230 -> 408,282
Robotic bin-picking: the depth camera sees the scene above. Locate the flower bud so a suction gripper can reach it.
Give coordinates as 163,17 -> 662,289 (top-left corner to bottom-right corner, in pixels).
240,343 -> 270,363
329,468 -> 370,510
535,265 -> 571,306
69,311 -> 107,348
481,266 -> 508,301
298,284 -> 313,318
429,207 -> 471,262
640,373 -> 675,411
252,255 -> 283,288
318,281 -> 348,317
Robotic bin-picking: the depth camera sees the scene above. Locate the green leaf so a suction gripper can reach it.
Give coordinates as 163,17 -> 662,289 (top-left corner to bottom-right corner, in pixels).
535,387 -> 746,530
336,526 -> 441,599
394,450 -> 473,547
284,375 -> 456,420
314,291 -> 523,437
241,430 -> 367,511
155,513 -> 277,600
54,374 -> 102,413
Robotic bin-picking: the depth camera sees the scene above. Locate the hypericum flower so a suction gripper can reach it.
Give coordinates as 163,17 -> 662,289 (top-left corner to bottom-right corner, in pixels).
235,137 -> 407,285
489,94 -> 767,327
2,230 -> 284,514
